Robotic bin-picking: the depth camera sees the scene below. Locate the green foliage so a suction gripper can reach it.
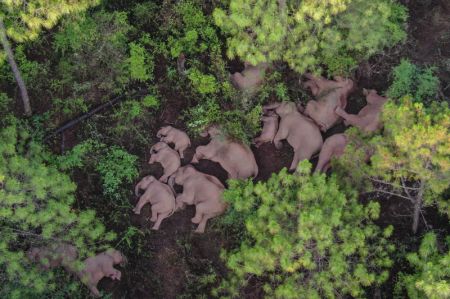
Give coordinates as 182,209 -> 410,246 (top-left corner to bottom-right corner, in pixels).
217,161 -> 394,298
161,0 -> 221,58
0,0 -> 99,42
387,59 -> 440,103
96,147 -> 138,200
336,97 -> 450,225
214,0 -> 407,74
128,41 -> 154,82
0,125 -> 115,297
395,232 -> 450,299
187,68 -> 219,95
53,10 -> 132,98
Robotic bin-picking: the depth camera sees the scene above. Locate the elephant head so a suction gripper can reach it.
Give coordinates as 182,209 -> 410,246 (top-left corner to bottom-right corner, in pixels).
199,125 -> 221,138
150,142 -> 169,154
363,88 -> 387,105
275,102 -> 298,117
156,126 -> 172,138
105,249 -> 126,267
135,176 -> 156,196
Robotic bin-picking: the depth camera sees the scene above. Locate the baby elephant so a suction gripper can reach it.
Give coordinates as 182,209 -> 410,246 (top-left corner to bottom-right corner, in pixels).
335,88 -> 388,133
75,249 -> 126,298
253,110 -> 279,148
192,126 -> 258,179
302,73 -> 355,131
27,243 -> 78,271
149,142 -> 181,183
156,126 -> 191,159
230,62 -> 268,92
133,175 -> 176,230
169,165 -> 226,233
315,133 -> 347,173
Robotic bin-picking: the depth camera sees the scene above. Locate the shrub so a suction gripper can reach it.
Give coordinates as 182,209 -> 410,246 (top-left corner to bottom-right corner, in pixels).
335,97 -> 450,233
387,59 -> 440,103
0,125 -> 115,298
395,232 -> 450,299
214,0 -> 407,74
217,161 -> 394,298
128,41 -> 154,82
187,68 -> 219,95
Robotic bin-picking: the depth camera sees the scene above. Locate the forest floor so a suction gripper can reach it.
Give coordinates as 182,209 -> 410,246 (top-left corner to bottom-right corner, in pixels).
54,1 -> 450,298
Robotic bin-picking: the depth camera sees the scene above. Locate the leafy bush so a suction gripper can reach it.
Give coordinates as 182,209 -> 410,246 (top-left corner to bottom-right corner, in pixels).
0,125 -> 115,298
335,97 -> 450,233
128,41 -> 154,82
387,59 -> 440,103
214,0 -> 407,74
217,161 -> 394,298
395,232 -> 450,299
187,68 -> 219,95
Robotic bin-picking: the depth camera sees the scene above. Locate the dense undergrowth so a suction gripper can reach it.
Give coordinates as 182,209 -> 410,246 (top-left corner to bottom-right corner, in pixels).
0,0 -> 449,298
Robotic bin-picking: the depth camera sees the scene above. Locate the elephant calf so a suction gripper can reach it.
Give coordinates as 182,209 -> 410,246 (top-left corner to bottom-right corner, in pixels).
230,62 -> 268,92
302,73 -> 355,131
169,165 -> 226,233
27,243 -> 78,271
192,126 -> 258,179
315,133 -> 347,173
133,175 -> 176,230
335,89 -> 388,133
253,111 -> 279,148
149,142 -> 181,182
74,249 -> 126,298
272,102 -> 323,171
157,126 -> 191,159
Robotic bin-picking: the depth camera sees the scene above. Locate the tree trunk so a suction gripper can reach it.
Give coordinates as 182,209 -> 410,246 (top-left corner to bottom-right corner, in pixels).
0,18 -> 32,116
411,180 -> 425,234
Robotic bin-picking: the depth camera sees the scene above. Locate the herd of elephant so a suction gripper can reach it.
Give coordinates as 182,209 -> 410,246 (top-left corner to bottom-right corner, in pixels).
26,72 -> 388,297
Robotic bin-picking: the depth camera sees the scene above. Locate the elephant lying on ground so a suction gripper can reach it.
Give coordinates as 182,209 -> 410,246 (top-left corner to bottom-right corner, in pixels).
133,175 -> 176,230
27,243 -> 78,271
230,62 -> 268,92
74,249 -> 126,298
265,102 -> 323,171
169,165 -> 226,233
156,126 -> 191,159
335,88 -> 388,133
149,142 -> 181,182
302,73 -> 355,131
192,126 -> 258,179
253,110 -> 279,148
315,133 -> 347,173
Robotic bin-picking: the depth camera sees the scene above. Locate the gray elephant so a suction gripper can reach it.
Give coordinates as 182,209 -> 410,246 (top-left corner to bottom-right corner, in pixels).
156,126 -> 191,159
133,175 -> 176,230
149,142 -> 181,183
27,243 -> 78,271
74,249 -> 126,298
267,102 -> 323,171
230,62 -> 268,92
192,126 -> 258,179
335,88 -> 388,133
253,110 -> 279,148
169,165 -> 226,233
315,133 -> 347,173
302,73 -> 355,131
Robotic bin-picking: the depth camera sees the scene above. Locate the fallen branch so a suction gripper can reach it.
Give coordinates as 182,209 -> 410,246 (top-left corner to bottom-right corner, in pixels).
44,89 -> 147,142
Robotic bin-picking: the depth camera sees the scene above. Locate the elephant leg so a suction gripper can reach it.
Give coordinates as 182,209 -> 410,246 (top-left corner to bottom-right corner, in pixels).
335,107 -> 362,127
152,211 -> 171,230
150,203 -> 164,222
195,213 -> 216,233
191,204 -> 205,224
87,284 -> 101,298
273,125 -> 288,150
315,147 -> 332,173
132,196 -> 149,215
290,150 -> 309,171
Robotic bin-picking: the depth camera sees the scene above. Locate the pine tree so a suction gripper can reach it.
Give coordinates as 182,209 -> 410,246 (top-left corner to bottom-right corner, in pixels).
336,97 -> 450,233
217,161 -> 394,298
214,0 -> 407,74
0,124 -> 115,297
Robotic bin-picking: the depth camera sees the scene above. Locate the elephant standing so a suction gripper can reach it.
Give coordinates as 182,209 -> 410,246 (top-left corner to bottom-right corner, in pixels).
335,88 -> 388,133
149,142 -> 181,182
156,126 -> 191,159
133,175 -> 176,230
266,102 -> 323,171
169,165 -> 226,233
302,73 -> 355,131
192,126 -> 258,179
